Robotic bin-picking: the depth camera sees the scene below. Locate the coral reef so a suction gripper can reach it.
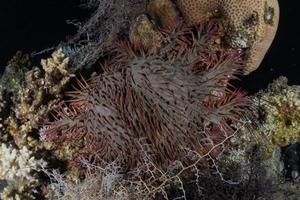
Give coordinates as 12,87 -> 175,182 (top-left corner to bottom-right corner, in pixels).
40,48 -> 74,96
146,0 -> 178,28
4,48 -> 74,148
220,77 -> 300,200
0,143 -> 46,199
176,0 -> 280,74
0,0 -> 289,199
130,0 -> 279,75
0,52 -> 32,143
1,51 -> 32,103
0,49 -> 75,198
129,14 -> 163,50
254,76 -> 300,155
225,77 -> 300,160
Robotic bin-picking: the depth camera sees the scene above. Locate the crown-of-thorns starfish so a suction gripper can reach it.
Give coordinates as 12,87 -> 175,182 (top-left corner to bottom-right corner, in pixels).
176,0 -> 280,75
130,0 -> 279,75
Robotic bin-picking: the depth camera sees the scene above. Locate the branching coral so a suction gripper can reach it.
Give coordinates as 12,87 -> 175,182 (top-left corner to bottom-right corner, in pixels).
5,48 -> 74,148
0,51 -> 32,144
41,48 -> 73,96
41,20 -> 250,174
0,143 -> 46,200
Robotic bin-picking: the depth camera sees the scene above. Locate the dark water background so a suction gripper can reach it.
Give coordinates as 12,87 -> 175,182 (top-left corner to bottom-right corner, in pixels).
0,0 -> 85,67
241,0 -> 300,93
0,0 -> 299,93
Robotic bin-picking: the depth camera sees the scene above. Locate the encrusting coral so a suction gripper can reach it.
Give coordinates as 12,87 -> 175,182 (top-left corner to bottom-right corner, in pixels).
222,77 -> 300,177
254,77 -> 300,155
129,14 -> 163,50
0,52 -> 32,143
0,143 -> 46,200
1,51 -> 32,103
40,20 -> 250,174
220,76 -> 300,199
130,0 -> 279,75
146,0 -> 178,28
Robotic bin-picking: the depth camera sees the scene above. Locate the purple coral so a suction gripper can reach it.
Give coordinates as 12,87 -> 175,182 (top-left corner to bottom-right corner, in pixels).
40,21 -> 250,171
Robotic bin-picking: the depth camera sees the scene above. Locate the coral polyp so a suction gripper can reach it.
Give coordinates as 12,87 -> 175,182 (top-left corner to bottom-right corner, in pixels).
41,21 -> 250,171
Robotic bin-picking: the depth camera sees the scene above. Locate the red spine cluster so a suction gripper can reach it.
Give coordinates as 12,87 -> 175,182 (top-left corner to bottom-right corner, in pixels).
40,20 -> 250,171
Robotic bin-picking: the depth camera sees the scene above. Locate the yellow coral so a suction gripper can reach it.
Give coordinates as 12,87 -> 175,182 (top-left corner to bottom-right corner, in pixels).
255,77 -> 300,154
6,48 -> 74,148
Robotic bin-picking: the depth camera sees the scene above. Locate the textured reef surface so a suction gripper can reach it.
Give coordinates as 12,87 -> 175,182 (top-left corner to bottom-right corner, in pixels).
0,0 -> 299,200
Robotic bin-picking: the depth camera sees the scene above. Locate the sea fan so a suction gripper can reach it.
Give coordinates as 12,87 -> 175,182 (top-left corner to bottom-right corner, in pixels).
40,20 -> 250,171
